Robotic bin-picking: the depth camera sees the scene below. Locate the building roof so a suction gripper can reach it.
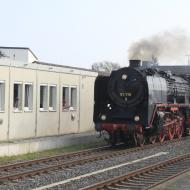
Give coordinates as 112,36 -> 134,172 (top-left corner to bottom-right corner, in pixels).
33,61 -> 97,73
0,46 -> 38,60
154,65 -> 190,75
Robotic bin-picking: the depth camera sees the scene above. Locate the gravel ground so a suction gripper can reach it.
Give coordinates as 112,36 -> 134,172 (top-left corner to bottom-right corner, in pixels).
1,138 -> 190,190
152,171 -> 190,190
0,151 -> 108,176
0,146 -> 117,176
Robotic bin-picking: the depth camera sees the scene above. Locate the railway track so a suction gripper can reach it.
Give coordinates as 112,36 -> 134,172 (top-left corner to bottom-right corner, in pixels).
81,153 -> 190,190
0,137 -> 188,183
0,145 -> 112,181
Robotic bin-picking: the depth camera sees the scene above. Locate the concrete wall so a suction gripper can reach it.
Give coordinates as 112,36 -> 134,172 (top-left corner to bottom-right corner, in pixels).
0,131 -> 99,157
79,75 -> 96,132
0,48 -> 37,63
0,66 -> 9,141
36,70 -> 59,137
28,51 -> 37,63
60,73 -> 79,134
9,67 -> 37,139
0,59 -> 98,141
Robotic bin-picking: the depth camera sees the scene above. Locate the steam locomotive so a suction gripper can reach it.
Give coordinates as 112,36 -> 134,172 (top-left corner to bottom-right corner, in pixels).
93,60 -> 190,146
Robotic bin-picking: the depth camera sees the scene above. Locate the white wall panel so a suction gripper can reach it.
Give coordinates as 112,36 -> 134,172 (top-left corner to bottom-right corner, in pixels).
0,58 -> 97,141
36,70 -> 59,137
0,66 -> 9,140
59,73 -> 79,134
79,76 -> 96,132
9,67 -> 36,139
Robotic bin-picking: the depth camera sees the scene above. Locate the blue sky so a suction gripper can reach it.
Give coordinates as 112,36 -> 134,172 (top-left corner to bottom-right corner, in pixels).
1,0 -> 190,68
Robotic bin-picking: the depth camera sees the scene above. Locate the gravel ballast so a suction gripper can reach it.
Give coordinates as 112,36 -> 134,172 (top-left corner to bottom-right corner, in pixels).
1,138 -> 190,190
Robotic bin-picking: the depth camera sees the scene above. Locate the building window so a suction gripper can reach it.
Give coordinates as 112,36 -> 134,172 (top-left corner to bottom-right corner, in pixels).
0,82 -> 5,111
62,86 -> 69,110
40,85 -> 48,111
70,87 -> 77,110
49,85 -> 56,111
24,83 -> 33,111
13,83 -> 22,111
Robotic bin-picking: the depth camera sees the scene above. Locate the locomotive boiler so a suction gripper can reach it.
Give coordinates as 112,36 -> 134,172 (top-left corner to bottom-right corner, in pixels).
93,60 -> 190,146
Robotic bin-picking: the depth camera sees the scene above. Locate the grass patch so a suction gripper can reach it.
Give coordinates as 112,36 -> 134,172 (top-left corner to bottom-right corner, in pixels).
0,140 -> 106,165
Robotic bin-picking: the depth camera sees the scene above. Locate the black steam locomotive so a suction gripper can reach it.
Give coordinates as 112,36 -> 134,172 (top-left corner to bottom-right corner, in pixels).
94,60 -> 190,146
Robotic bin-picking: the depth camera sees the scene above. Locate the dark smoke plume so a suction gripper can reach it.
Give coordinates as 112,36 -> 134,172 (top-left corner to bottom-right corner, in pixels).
128,30 -> 190,64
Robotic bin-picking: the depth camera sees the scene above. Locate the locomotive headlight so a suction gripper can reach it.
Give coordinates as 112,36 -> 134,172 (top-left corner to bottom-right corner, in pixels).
134,115 -> 140,121
107,104 -> 112,110
101,114 -> 107,121
122,74 -> 128,80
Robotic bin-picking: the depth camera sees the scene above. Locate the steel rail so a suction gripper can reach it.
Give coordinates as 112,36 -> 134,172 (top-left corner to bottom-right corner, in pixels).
0,145 -> 111,170
80,153 -> 190,190
0,137 -> 188,183
0,145 -> 145,182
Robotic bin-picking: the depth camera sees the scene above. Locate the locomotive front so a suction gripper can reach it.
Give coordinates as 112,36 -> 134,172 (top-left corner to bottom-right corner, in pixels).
94,60 -> 190,146
94,60 -> 149,145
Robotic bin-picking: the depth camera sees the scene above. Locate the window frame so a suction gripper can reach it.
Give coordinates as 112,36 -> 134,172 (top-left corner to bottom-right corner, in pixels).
49,84 -> 57,112
70,85 -> 77,111
62,85 -> 70,112
39,84 -> 48,112
13,81 -> 23,112
24,82 -> 33,112
0,80 -> 5,113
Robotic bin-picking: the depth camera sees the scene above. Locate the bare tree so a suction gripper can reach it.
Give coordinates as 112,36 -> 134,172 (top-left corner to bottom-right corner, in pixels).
92,61 -> 120,73
151,55 -> 159,66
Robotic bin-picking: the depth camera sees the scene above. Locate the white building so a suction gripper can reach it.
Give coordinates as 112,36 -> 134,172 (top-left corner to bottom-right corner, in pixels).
0,46 -> 38,63
0,47 -> 98,141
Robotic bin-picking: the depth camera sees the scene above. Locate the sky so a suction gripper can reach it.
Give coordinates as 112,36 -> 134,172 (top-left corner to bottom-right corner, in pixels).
1,0 -> 190,68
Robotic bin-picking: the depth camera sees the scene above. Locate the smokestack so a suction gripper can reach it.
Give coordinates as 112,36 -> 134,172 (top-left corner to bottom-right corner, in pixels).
129,59 -> 141,68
